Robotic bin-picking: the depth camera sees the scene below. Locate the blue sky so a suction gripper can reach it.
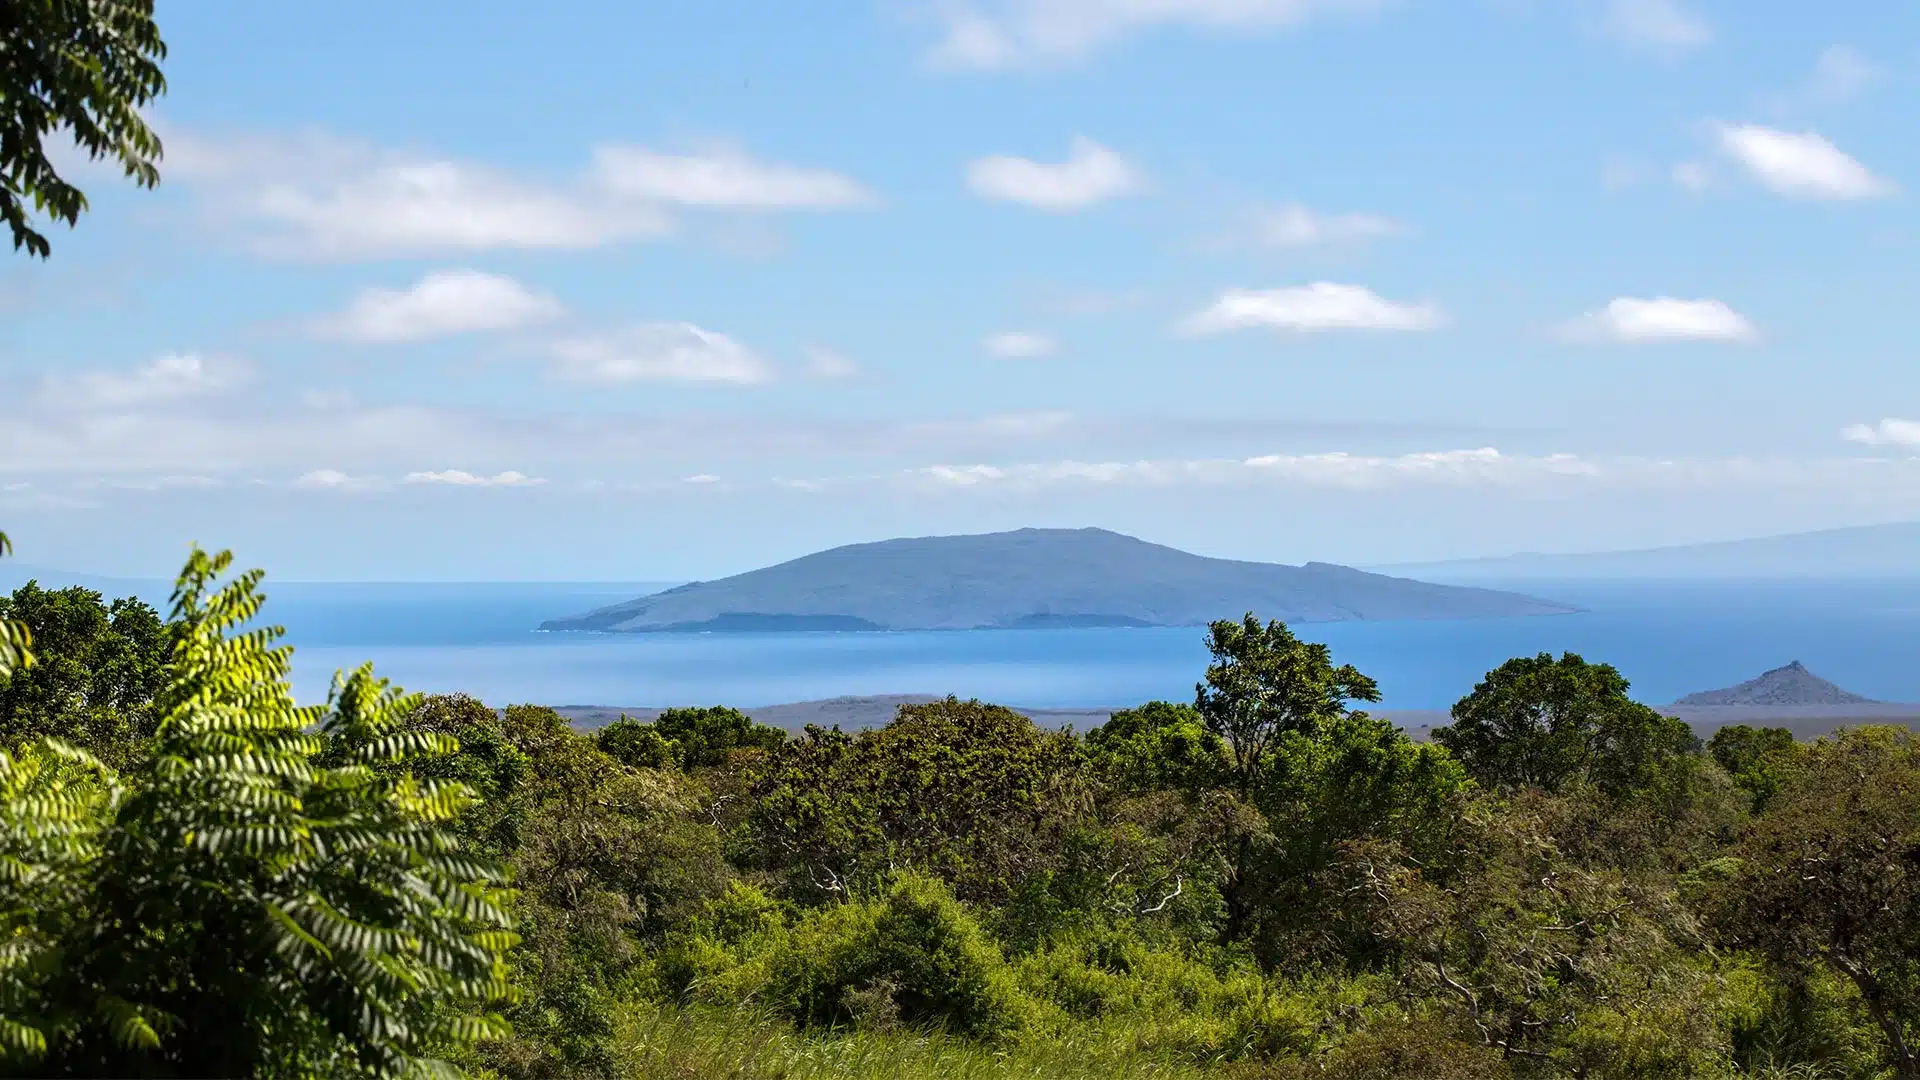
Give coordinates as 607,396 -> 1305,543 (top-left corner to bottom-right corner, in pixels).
3,0 -> 1918,580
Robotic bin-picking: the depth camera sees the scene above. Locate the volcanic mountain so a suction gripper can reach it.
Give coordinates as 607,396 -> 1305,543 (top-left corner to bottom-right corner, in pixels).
1674,661 -> 1878,707
539,527 -> 1576,633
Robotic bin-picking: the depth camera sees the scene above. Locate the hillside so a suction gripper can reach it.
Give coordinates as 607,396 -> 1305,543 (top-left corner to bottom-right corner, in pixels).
1675,661 -> 1878,707
1377,521 -> 1920,581
539,527 -> 1576,633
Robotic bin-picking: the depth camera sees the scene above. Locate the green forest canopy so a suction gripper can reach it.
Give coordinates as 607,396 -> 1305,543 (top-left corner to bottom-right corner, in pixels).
3,569 -> 1917,1080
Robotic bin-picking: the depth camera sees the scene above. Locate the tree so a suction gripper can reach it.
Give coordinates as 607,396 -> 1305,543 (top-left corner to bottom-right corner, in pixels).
1435,652 -> 1695,798
1083,700 -> 1227,796
1195,614 -> 1381,799
0,536 -> 27,677
0,582 -> 171,767
1192,614 -> 1380,943
2,0 -> 167,258
481,704 -> 729,1078
1706,724 -> 1798,812
596,705 -> 785,773
2,548 -> 517,1077
1713,726 -> 1920,1079
1336,798 -> 1727,1077
749,699 -> 1092,905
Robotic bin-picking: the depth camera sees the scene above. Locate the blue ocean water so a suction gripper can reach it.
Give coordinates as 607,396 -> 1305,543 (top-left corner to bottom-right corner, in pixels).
261,579 -> 1920,711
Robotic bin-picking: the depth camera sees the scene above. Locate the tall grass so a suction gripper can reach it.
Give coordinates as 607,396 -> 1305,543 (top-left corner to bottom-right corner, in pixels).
612,1003 -> 1248,1080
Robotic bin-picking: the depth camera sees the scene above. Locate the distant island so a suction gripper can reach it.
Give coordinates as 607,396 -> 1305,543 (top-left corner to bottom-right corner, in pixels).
539,527 -> 1576,633
1378,520 -> 1920,581
1675,661 -> 1879,707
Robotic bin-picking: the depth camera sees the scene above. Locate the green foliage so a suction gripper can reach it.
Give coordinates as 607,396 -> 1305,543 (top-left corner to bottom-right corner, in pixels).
1712,726 -> 1920,1079
1086,700 -> 1228,795
1435,651 -> 1697,798
609,999 -> 1230,1080
1,0 -> 168,258
775,871 -> 1040,1040
596,705 -> 785,772
0,740 -> 117,1062
1336,792 -> 1732,1076
472,703 -> 732,1078
2,548 -> 516,1077
1195,613 -> 1381,798
0,534 -> 30,676
1707,724 -> 1799,812
0,582 -> 171,768
749,698 -> 1092,904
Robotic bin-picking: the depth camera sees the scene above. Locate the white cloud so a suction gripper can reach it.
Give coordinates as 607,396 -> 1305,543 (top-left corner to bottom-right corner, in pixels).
983,331 -> 1058,358
1841,419 -> 1920,449
684,474 -> 721,484
966,137 -> 1139,211
1180,284 -> 1444,335
1600,0 -> 1710,51
403,469 -> 546,487
164,129 -> 671,259
163,127 -> 870,260
590,143 -> 874,209
294,468 -> 380,491
900,447 -> 1920,496
312,270 -> 564,343
802,346 -> 859,379
1715,124 -> 1893,200
551,322 -> 773,385
44,353 -> 249,410
912,449 -> 1599,491
1559,296 -> 1757,343
924,0 -> 1385,70
1246,202 -> 1399,248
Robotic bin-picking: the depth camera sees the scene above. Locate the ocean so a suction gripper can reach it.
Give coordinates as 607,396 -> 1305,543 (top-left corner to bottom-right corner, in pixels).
226,578 -> 1920,712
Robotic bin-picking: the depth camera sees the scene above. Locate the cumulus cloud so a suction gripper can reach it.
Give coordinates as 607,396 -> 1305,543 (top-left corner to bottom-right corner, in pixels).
591,143 -> 874,209
924,0 -> 1385,70
1841,419 -> 1920,449
966,137 -> 1139,211
983,331 -> 1058,358
43,353 -> 250,410
1245,203 -> 1399,248
1600,0 -> 1710,52
550,322 -> 773,385
1558,296 -> 1757,343
1179,284 -> 1444,335
1715,124 -> 1893,200
403,469 -> 546,487
163,127 -> 871,260
312,270 -> 564,343
293,469 -> 381,491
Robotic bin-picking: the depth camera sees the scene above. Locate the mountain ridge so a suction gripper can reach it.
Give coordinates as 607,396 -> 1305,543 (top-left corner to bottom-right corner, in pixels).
539,527 -> 1576,633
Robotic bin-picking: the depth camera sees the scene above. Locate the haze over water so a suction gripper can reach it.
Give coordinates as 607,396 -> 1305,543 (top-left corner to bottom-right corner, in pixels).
273,579 -> 1920,711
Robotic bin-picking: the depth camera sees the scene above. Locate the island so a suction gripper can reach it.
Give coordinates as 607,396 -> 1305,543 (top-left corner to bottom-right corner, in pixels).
1674,661 -> 1878,707
539,527 -> 1577,633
